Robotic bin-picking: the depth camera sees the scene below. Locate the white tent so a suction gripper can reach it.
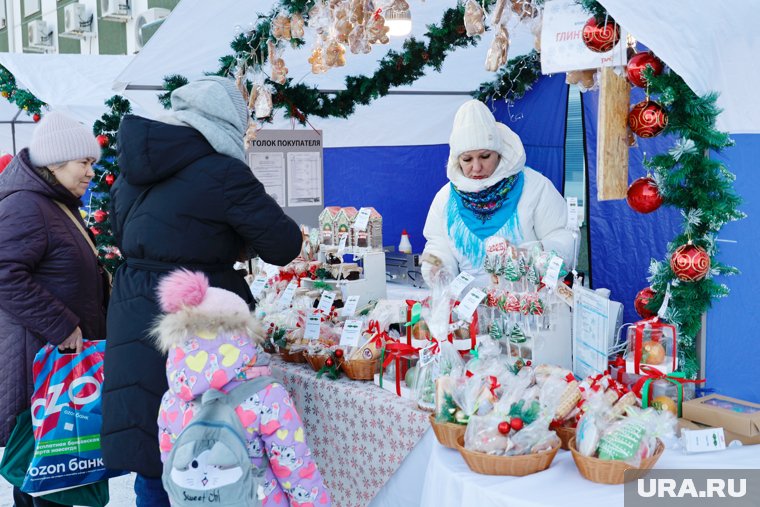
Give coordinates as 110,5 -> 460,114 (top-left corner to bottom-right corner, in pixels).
113,0 -> 539,147
0,99 -> 35,155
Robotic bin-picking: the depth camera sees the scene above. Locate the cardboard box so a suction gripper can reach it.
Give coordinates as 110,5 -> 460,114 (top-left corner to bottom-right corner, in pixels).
681,395 -> 760,445
677,418 -> 759,446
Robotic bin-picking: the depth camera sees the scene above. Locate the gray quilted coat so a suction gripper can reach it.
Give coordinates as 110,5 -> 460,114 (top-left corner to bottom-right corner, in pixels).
0,149 -> 107,445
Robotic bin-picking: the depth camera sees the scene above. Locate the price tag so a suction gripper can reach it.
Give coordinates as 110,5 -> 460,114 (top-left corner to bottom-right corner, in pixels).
566,197 -> 579,229
249,275 -> 267,299
338,233 -> 348,253
542,255 -> 564,290
342,295 -> 361,317
353,207 -> 372,231
449,272 -> 475,299
277,281 -> 297,309
456,288 -> 486,322
340,319 -> 363,347
317,291 -> 336,314
682,427 -> 726,453
419,342 -> 438,368
259,260 -> 280,280
304,311 -> 322,341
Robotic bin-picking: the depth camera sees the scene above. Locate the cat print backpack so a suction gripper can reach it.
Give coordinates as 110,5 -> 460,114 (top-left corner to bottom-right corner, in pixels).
162,376 -> 275,507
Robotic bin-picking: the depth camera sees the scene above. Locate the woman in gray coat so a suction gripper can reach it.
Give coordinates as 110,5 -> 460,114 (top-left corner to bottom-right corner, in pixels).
0,112 -> 107,507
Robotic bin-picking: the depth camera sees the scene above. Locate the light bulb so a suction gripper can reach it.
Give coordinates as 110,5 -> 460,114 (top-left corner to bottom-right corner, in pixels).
385,5 -> 412,37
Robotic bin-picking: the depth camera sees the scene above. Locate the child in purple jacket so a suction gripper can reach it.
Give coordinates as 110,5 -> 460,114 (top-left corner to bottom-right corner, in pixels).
154,269 -> 331,507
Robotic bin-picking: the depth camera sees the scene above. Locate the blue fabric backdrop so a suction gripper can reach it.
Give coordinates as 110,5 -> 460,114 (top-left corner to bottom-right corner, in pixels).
323,74 -> 569,253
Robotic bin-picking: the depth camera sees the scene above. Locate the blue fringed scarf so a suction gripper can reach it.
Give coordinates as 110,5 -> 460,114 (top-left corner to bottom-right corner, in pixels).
447,172 -> 525,266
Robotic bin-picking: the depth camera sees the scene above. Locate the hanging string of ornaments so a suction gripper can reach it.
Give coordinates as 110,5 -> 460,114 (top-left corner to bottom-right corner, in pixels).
578,0 -> 744,376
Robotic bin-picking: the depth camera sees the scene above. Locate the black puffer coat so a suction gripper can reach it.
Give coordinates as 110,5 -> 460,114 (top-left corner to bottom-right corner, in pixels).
101,116 -> 301,477
0,149 -> 107,445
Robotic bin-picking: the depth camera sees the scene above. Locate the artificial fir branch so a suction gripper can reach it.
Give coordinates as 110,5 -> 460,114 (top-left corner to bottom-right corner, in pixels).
0,65 -> 46,117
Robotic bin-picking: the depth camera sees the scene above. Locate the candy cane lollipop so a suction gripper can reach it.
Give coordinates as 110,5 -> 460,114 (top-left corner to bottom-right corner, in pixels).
485,236 -> 509,285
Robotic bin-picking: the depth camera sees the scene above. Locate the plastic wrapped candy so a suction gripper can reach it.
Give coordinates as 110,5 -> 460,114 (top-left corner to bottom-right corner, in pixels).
463,0 -> 485,36
464,413 -> 512,455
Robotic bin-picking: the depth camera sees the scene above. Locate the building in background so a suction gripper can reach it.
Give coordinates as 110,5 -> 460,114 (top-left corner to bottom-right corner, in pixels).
0,0 -> 179,55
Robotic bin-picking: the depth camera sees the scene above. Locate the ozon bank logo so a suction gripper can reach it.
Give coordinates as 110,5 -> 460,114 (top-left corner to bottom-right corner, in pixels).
637,478 -> 747,499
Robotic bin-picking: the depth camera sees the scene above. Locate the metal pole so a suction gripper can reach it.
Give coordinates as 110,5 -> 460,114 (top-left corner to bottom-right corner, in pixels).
10,109 -> 22,155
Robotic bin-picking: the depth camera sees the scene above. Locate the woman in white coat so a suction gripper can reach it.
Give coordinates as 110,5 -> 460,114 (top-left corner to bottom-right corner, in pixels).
421,100 -> 574,286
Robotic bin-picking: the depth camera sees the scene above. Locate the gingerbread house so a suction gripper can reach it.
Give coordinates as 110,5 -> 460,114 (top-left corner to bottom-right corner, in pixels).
318,206 -> 341,246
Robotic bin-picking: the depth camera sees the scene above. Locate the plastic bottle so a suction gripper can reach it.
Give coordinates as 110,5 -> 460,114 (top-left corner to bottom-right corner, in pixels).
398,230 -> 412,254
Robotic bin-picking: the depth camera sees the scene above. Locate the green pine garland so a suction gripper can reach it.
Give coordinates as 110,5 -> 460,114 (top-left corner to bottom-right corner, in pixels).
579,1 -> 744,377
474,50 -> 542,102
90,95 -> 132,274
0,65 -> 46,119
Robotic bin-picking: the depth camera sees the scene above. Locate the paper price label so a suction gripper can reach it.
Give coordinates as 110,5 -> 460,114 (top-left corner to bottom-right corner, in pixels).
342,295 -> 360,317
657,285 -> 671,319
419,342 -> 438,368
353,207 -> 372,231
259,260 -> 280,280
249,275 -> 267,299
542,256 -> 564,290
340,319 -> 363,348
566,197 -> 579,229
449,272 -> 475,299
317,291 -> 336,314
682,427 -> 726,453
304,311 -> 322,340
278,281 -> 297,309
338,233 -> 348,252
456,288 -> 486,322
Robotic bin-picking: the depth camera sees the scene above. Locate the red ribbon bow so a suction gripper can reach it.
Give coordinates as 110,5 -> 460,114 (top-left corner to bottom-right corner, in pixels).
488,375 -> 501,397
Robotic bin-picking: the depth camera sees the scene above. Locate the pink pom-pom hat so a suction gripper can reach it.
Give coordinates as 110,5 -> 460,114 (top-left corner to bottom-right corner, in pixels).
157,269 -> 250,318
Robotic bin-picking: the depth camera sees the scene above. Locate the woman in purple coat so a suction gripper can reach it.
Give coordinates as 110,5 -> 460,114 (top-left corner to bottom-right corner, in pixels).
0,112 -> 107,507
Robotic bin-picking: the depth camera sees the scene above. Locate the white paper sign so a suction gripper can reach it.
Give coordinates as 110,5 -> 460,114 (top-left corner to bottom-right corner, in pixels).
566,197 -> 579,229
340,319 -> 363,348
449,272 -> 475,299
317,291 -> 336,313
682,428 -> 726,453
419,342 -> 438,368
542,256 -> 565,290
540,0 -> 628,74
278,281 -> 297,309
457,288 -> 486,322
342,295 -> 361,317
248,152 -> 286,207
249,275 -> 267,299
337,233 -> 348,253
304,311 -> 322,340
353,207 -> 372,231
572,286 -> 611,379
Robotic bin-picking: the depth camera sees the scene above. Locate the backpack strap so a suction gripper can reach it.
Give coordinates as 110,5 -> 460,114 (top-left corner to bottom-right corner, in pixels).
225,376 -> 277,408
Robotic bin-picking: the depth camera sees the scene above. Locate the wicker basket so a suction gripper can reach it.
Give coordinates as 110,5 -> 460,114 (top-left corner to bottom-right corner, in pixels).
455,435 -> 559,476
341,359 -> 377,380
304,353 -> 330,372
429,415 -> 466,450
569,437 -> 664,484
281,348 -> 307,363
555,425 -> 576,451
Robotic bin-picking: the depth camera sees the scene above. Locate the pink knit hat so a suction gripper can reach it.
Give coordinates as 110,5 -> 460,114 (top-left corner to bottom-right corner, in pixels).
157,269 -> 250,319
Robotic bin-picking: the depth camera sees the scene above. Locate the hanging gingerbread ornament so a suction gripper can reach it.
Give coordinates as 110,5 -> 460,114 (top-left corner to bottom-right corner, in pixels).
463,0 -> 485,37
290,13 -> 305,39
366,10 -> 389,45
626,51 -> 665,88
634,287 -> 658,319
510,0 -> 537,20
309,46 -> 329,74
308,2 -> 331,40
348,25 -> 371,54
333,6 -> 354,43
628,100 -> 668,138
349,0 -> 365,24
565,69 -> 597,92
268,42 -> 288,85
271,13 -> 292,40
670,241 -> 711,282
626,176 -> 663,213
253,85 -> 273,119
491,0 -> 507,24
582,17 -> 620,53
244,120 -> 258,150
485,25 -> 509,72
325,39 -> 347,67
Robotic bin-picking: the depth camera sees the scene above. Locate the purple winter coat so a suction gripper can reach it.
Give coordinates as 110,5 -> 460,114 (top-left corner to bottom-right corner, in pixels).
0,149 -> 107,445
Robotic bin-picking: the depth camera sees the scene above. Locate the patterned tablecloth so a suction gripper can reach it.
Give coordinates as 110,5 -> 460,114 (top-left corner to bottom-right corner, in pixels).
270,357 -> 430,507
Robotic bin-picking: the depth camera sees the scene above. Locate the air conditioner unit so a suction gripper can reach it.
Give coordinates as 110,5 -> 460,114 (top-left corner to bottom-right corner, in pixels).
62,3 -> 95,39
27,20 -> 54,49
101,0 -> 130,22
134,8 -> 170,49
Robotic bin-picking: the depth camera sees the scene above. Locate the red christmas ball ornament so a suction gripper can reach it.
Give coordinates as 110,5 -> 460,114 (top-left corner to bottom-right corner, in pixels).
1,91 -> 8,98
96,134 -> 109,148
670,242 -> 711,282
627,176 -> 663,213
497,421 -> 511,435
93,209 -> 108,223
582,17 -> 621,53
628,100 -> 668,138
325,358 -> 334,367
334,349 -> 344,359
32,113 -> 41,123
510,418 -> 524,431
627,51 -> 665,88
0,153 -> 13,174
90,227 -> 102,236
634,287 -> 657,319
105,173 -> 115,186
105,252 -> 116,260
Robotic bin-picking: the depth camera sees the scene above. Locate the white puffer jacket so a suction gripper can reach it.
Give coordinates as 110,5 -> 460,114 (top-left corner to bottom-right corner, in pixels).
421,123 -> 574,287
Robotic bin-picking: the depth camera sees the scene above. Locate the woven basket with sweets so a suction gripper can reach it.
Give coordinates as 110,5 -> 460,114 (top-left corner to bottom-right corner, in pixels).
304,353 -> 330,372
341,359 -> 377,380
555,425 -> 577,451
455,435 -> 559,476
569,436 -> 664,484
281,348 -> 307,363
429,415 -> 466,450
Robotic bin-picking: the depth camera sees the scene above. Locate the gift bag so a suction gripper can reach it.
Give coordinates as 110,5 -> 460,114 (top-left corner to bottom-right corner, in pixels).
21,340 -> 125,496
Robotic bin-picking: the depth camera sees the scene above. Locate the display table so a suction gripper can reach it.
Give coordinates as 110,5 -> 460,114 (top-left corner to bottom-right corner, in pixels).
270,357 -> 430,507
421,438 -> 760,507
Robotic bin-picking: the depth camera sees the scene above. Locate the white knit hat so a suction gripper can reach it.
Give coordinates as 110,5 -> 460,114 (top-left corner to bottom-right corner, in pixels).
448,100 -> 503,158
29,112 -> 101,168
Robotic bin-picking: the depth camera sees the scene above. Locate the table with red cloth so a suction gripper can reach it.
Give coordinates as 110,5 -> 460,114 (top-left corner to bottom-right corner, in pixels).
269,356 -> 430,507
